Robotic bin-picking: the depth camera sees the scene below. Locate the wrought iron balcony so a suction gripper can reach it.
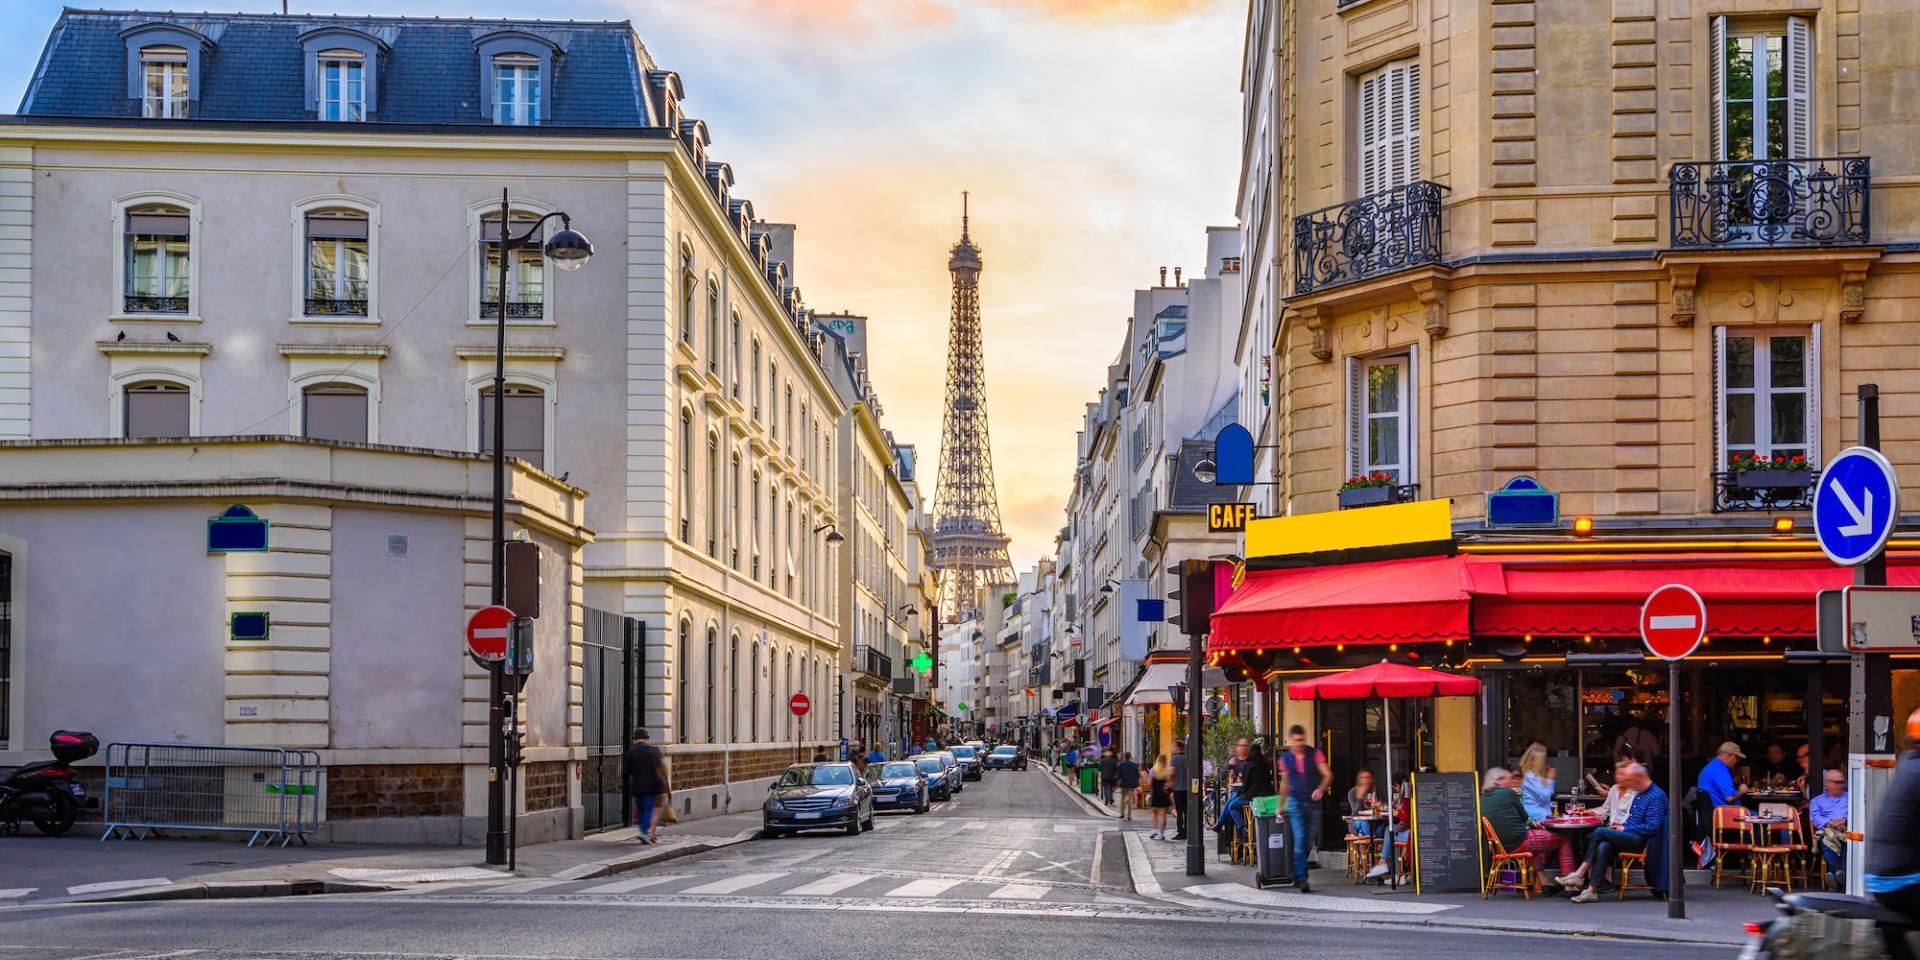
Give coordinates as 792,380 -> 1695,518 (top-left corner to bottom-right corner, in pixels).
1293,181 -> 1446,296
1712,468 -> 1818,513
304,297 -> 368,317
855,644 -> 892,681
1670,157 -> 1871,249
482,300 -> 545,320
123,294 -> 188,314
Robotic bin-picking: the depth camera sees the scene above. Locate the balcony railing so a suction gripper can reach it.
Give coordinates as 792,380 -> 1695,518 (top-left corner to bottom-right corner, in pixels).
304,297 -> 368,317
482,300 -> 546,320
1293,180 -> 1446,296
855,644 -> 892,681
1338,483 -> 1420,510
123,294 -> 189,314
1712,469 -> 1818,513
1670,157 -> 1871,249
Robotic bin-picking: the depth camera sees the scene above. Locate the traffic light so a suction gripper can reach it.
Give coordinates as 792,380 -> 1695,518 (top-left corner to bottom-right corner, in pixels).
503,540 -> 542,619
1166,558 -> 1216,638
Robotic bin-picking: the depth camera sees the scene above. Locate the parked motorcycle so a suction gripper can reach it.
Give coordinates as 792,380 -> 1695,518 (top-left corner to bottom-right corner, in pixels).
0,730 -> 100,836
1741,887 -> 1919,960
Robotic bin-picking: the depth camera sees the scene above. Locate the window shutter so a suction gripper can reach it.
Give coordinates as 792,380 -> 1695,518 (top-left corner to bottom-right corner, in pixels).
1359,71 -> 1381,196
1712,326 -> 1727,471
1710,16 -> 1728,161
1400,60 -> 1422,187
1405,343 -> 1420,484
1808,323 -> 1823,464
1787,16 -> 1813,158
1345,355 -> 1363,478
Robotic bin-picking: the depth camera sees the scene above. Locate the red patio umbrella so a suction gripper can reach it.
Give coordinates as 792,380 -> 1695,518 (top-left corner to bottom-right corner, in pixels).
1287,661 -> 1482,889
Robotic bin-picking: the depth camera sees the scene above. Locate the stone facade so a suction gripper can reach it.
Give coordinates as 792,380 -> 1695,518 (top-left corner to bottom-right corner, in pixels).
327,763 -> 464,820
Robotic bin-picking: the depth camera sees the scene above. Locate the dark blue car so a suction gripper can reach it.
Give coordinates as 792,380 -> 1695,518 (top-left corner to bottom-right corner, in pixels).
864,760 -> 930,814
909,754 -> 955,801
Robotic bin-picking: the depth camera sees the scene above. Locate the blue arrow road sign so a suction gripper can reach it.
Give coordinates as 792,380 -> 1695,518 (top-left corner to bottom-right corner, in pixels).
1813,446 -> 1900,566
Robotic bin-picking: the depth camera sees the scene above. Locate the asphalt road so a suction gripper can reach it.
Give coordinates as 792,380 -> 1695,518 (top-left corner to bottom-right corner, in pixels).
0,767 -> 1733,959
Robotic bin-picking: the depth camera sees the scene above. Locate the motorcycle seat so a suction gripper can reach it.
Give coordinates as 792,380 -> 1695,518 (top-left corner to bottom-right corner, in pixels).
1787,891 -> 1918,925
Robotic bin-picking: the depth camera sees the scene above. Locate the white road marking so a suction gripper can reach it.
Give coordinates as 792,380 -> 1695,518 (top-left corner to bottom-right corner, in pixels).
485,879 -> 570,895
575,874 -> 686,895
882,877 -> 966,897
986,883 -> 1048,900
679,872 -> 789,895
979,849 -> 1020,876
0,889 -> 35,900
781,873 -> 869,896
65,878 -> 170,895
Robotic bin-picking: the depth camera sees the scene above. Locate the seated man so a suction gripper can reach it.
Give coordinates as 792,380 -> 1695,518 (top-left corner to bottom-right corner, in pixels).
1809,769 -> 1850,886
1561,763 -> 1667,902
1482,767 -> 1576,880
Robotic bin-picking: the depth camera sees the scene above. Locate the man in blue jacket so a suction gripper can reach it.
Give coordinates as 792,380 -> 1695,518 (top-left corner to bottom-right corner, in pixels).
1695,741 -> 1748,866
1564,764 -> 1667,902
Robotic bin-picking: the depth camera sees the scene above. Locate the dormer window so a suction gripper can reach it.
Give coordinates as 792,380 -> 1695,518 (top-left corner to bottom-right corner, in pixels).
318,50 -> 365,122
141,45 -> 188,119
493,54 -> 541,125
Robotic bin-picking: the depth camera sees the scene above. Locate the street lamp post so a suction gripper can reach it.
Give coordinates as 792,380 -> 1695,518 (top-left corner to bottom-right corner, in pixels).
485,188 -> 593,867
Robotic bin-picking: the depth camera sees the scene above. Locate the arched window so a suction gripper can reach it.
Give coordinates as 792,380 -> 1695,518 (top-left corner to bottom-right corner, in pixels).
768,484 -> 780,589
123,204 -> 191,314
783,650 -> 794,736
707,280 -> 721,376
303,208 -> 370,317
729,633 -> 741,744
706,431 -> 720,558
705,626 -> 718,745
730,452 -> 743,570
679,253 -> 695,346
123,381 -> 189,438
750,337 -> 762,419
768,362 -> 779,435
302,383 -> 368,443
678,408 -> 693,542
730,313 -> 742,398
676,618 -> 691,744
750,470 -> 762,579
480,209 -> 546,320
784,384 -> 794,449
478,385 -> 545,469
750,643 -> 762,742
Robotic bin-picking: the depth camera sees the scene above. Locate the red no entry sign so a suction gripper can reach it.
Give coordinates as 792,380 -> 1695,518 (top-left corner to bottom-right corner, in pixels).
466,604 -> 515,662
789,693 -> 811,717
1640,583 -> 1707,661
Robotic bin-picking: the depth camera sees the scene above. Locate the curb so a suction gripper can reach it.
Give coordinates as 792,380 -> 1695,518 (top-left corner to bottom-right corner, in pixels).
61,879 -> 397,904
549,827 -> 762,882
1045,766 -> 1116,819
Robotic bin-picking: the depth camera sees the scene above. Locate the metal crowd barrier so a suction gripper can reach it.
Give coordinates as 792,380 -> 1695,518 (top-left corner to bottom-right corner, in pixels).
101,741 -> 321,847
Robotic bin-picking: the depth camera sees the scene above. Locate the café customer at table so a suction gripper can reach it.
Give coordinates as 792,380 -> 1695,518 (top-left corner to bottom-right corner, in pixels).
1561,764 -> 1668,901
1346,769 -> 1380,836
1483,766 -> 1575,879
1810,769 -> 1850,883
1519,742 -> 1557,822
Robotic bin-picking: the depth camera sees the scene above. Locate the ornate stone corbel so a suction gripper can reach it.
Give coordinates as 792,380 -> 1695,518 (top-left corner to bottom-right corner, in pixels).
1297,305 -> 1332,362
1412,278 -> 1448,336
1839,261 -> 1869,323
1669,263 -> 1700,325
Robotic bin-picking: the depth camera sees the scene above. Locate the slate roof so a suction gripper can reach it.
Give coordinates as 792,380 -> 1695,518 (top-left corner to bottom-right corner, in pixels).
19,9 -> 654,127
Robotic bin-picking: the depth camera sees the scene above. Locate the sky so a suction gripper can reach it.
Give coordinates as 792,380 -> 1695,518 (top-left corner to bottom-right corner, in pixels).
0,0 -> 1245,571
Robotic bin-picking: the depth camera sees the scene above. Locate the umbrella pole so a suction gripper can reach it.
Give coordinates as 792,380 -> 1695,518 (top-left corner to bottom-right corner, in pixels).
1385,694 -> 1397,891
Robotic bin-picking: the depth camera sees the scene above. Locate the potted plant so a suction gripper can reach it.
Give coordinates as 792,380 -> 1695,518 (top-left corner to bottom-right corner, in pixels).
1339,472 -> 1397,508
1730,453 -> 1814,491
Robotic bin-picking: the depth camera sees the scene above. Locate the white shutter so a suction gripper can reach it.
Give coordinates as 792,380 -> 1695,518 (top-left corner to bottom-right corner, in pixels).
1808,324 -> 1822,464
1787,16 -> 1813,158
1359,71 -> 1382,196
1710,16 -> 1728,161
1359,60 -> 1420,197
1712,326 -> 1728,471
1401,60 -> 1422,187
1405,343 -> 1420,484
1346,355 -> 1364,478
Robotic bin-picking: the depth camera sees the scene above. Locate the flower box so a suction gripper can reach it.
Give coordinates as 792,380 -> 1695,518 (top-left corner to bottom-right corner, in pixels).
1735,469 -> 1813,491
1339,485 -> 1393,509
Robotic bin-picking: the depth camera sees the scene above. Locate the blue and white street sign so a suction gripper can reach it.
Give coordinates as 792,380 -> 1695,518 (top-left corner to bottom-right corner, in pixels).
1813,446 -> 1901,567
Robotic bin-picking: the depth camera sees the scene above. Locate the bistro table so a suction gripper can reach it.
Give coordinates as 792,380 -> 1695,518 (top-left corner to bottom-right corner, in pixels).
1343,813 -> 1389,881
1746,790 -> 1805,806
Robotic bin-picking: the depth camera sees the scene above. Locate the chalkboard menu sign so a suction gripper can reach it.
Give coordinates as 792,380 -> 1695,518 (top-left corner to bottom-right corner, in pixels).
1412,771 -> 1483,895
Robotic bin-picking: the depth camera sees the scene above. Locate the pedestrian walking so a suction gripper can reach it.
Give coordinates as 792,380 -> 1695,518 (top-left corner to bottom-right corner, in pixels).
1169,741 -> 1189,840
1148,753 -> 1174,839
1099,749 -> 1119,806
1116,751 -> 1141,820
1277,725 -> 1330,893
622,727 -> 670,844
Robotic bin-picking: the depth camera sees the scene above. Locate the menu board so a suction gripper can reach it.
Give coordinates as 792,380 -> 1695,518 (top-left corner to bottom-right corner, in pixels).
1412,771 -> 1483,895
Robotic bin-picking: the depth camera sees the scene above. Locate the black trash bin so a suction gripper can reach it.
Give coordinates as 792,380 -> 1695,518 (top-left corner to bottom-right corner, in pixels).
1253,811 -> 1291,888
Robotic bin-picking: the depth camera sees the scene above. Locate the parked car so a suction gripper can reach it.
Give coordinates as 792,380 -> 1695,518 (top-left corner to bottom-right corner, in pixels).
931,750 -> 965,791
762,763 -> 874,838
984,744 -> 1027,771
909,754 -> 956,801
949,744 -> 985,781
863,760 -> 931,814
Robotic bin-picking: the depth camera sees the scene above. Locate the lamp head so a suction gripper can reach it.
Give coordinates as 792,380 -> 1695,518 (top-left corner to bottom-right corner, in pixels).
543,224 -> 595,271
1192,459 -> 1217,485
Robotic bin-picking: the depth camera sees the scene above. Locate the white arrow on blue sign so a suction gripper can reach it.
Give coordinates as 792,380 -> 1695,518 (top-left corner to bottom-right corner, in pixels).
1812,446 -> 1901,567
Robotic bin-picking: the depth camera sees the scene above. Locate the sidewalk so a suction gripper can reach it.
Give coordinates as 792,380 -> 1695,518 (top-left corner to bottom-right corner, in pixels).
2,810 -> 766,904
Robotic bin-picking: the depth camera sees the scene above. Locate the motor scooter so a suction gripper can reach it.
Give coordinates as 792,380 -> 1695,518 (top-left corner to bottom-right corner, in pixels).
0,730 -> 100,836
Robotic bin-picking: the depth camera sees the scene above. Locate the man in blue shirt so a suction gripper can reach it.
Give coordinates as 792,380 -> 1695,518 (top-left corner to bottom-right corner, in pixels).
1565,764 -> 1667,902
1808,768 -> 1850,884
1696,741 -> 1748,867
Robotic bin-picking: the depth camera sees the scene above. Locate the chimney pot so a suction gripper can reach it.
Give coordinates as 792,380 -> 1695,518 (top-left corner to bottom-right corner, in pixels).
1159,267 -> 1167,286
1174,267 -> 1183,286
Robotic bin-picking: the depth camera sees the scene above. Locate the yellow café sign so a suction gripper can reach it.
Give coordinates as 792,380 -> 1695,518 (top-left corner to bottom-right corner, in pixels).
1207,502 -> 1259,532
1244,497 -> 1453,563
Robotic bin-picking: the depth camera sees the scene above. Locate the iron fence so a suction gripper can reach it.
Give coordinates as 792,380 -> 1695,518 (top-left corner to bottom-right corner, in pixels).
1670,157 -> 1871,249
101,742 -> 320,847
1293,181 -> 1447,295
581,608 -> 644,833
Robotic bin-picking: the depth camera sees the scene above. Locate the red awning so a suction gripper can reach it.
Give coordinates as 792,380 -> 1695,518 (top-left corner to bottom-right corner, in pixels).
1468,553 -> 1920,638
1286,661 -> 1483,700
1208,555 -> 1471,652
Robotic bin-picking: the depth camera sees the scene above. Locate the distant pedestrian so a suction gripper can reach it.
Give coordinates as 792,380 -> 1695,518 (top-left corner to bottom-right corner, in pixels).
868,746 -> 887,764
1116,752 -> 1141,820
622,727 -> 670,845
851,753 -> 870,776
1148,753 -> 1174,839
811,749 -> 831,762
1099,749 -> 1119,806
1170,742 -> 1189,840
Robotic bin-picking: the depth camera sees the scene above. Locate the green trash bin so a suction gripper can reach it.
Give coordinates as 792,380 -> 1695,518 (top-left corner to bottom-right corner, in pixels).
1078,765 -> 1098,794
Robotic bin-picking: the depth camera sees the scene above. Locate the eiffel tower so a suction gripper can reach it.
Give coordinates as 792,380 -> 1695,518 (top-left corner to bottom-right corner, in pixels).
932,193 -> 1014,620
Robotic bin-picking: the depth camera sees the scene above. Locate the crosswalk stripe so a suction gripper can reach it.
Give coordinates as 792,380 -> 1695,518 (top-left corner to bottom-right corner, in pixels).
576,874 -> 685,895
987,883 -> 1049,900
487,879 -> 570,894
679,872 -> 788,895
781,873 -> 869,896
883,877 -> 965,898
0,888 -> 36,899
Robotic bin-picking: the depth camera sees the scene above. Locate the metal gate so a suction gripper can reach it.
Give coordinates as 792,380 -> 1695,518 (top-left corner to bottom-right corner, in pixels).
581,608 -> 643,832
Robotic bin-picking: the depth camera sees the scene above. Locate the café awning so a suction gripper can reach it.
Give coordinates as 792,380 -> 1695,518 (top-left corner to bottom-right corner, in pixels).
1208,554 -> 1471,651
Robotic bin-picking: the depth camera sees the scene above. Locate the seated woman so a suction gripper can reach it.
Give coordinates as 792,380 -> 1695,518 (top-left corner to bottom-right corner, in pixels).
1519,742 -> 1557,824
1346,769 -> 1380,836
1483,767 -> 1577,881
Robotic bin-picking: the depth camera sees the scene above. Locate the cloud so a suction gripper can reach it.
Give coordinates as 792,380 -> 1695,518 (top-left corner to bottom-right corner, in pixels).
989,0 -> 1215,19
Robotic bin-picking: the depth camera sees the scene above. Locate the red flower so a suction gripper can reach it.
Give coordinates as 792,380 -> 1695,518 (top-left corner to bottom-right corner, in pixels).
1791,454 -> 1807,462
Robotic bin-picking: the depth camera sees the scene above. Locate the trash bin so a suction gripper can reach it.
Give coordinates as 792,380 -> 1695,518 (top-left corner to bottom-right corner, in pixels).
1078,765 -> 1098,795
1253,809 -> 1290,888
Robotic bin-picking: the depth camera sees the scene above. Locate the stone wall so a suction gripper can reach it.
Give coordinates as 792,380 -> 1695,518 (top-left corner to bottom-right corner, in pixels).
665,745 -> 829,789
325,763 -> 462,820
524,760 -> 568,812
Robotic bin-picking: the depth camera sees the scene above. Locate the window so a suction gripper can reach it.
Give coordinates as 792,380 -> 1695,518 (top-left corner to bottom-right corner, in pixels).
1718,328 -> 1816,466
707,431 -> 721,558
676,619 -> 690,744
0,552 -> 10,748
707,281 -> 721,376
480,212 -> 545,319
123,381 -> 190,438
705,627 -> 718,745
492,53 -> 541,125
731,314 -> 742,398
1346,353 -> 1414,483
478,385 -> 545,469
124,206 -> 190,314
318,50 -> 365,121
141,45 -> 189,119
750,643 -> 761,742
769,363 -> 779,435
751,470 -> 763,578
304,210 -> 369,317
751,339 -> 763,419
680,256 -> 696,346
679,409 -> 693,543
731,452 -> 743,570
729,634 -> 740,744
1357,58 -> 1421,197
769,485 -> 780,589
1714,17 -> 1812,162
784,385 -> 794,450
303,384 -> 368,443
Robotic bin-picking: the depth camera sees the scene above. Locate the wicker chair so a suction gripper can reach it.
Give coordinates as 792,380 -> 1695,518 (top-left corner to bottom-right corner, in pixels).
1615,851 -> 1650,899
1481,817 -> 1535,900
1712,805 -> 1753,888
